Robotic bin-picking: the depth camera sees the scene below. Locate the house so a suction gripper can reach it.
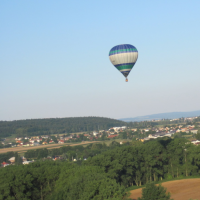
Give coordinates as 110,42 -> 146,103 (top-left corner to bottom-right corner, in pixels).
191,140 -> 200,145
112,127 -> 121,132
9,157 -> 15,164
42,141 -> 47,145
58,140 -> 64,144
23,161 -> 32,165
181,128 -> 188,132
93,131 -> 98,136
49,140 -> 54,143
107,134 -> 118,139
131,128 -> 137,132
148,134 -> 157,139
23,142 -> 31,146
1,162 -> 9,167
15,138 -> 22,141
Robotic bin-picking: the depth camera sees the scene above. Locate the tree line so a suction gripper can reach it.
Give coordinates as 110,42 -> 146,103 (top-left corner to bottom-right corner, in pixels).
1,137 -> 200,199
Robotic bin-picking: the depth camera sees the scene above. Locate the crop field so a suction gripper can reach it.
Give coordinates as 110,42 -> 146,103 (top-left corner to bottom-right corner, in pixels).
0,141 -> 100,154
129,178 -> 200,200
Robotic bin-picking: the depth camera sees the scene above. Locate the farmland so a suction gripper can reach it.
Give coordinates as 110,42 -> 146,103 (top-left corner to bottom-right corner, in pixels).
129,178 -> 200,200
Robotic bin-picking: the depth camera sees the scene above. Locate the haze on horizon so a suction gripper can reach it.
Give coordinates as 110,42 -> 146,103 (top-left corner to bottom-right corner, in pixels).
1,1 -> 200,121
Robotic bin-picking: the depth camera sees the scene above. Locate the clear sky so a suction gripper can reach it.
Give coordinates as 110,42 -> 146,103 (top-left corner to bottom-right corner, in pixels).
1,0 -> 200,121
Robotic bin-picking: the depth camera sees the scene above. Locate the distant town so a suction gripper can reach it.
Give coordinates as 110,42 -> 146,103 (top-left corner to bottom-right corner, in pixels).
1,115 -> 200,167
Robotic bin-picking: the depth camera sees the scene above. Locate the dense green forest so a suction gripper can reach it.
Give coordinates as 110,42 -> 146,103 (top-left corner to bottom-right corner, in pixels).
0,117 -> 126,138
1,138 -> 200,199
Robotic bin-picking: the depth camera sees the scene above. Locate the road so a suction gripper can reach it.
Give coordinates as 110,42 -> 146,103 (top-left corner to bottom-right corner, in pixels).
0,141 -> 100,154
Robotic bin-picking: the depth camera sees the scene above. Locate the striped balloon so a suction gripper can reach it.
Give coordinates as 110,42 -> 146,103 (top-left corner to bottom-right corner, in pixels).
109,44 -> 138,80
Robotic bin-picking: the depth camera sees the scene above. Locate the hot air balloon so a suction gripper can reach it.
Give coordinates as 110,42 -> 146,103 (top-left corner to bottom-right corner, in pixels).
109,44 -> 138,82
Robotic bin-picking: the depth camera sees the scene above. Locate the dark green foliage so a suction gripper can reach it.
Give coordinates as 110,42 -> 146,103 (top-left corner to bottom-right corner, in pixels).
52,166 -> 127,200
195,130 -> 200,140
138,183 -> 172,200
1,138 -> 200,200
0,160 -> 66,200
14,152 -> 22,165
0,165 -> 34,200
0,117 -> 126,137
24,143 -> 110,161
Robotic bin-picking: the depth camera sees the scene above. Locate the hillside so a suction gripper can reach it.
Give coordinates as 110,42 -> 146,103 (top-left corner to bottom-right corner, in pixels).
120,110 -> 200,122
0,117 -> 127,138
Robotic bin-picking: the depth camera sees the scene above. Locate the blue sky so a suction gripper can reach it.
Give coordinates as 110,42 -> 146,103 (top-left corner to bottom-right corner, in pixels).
1,0 -> 200,120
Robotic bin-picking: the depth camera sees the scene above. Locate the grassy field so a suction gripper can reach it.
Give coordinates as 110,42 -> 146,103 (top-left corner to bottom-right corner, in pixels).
4,134 -> 17,143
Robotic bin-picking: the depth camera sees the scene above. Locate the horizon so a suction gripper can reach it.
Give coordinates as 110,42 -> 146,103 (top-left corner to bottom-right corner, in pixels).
1,109 -> 200,122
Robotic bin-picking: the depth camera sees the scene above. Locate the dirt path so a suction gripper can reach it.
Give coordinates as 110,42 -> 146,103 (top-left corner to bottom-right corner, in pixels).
129,178 -> 200,200
0,141 -> 100,154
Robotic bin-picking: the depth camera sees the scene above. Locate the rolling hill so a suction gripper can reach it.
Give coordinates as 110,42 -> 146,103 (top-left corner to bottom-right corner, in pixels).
120,110 -> 200,122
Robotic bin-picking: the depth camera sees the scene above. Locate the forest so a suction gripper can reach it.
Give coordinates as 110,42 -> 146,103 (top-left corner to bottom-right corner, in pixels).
1,137 -> 200,200
0,117 -> 126,138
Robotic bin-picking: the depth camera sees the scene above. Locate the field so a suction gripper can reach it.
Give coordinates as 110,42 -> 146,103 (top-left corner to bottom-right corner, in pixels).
0,138 -> 130,155
0,141 -> 100,154
129,178 -> 200,200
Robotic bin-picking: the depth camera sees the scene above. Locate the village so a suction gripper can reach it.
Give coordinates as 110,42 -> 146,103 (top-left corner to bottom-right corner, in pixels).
1,116 -> 200,168
1,116 -> 200,149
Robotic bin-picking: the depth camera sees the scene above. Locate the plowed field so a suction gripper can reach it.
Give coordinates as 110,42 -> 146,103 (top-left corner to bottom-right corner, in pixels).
129,178 -> 200,200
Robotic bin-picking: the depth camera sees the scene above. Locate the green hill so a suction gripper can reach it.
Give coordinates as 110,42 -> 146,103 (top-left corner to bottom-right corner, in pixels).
0,117 -> 127,138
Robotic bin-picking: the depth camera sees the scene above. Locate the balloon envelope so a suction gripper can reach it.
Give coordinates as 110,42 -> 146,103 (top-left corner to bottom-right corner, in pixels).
109,44 -> 138,78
